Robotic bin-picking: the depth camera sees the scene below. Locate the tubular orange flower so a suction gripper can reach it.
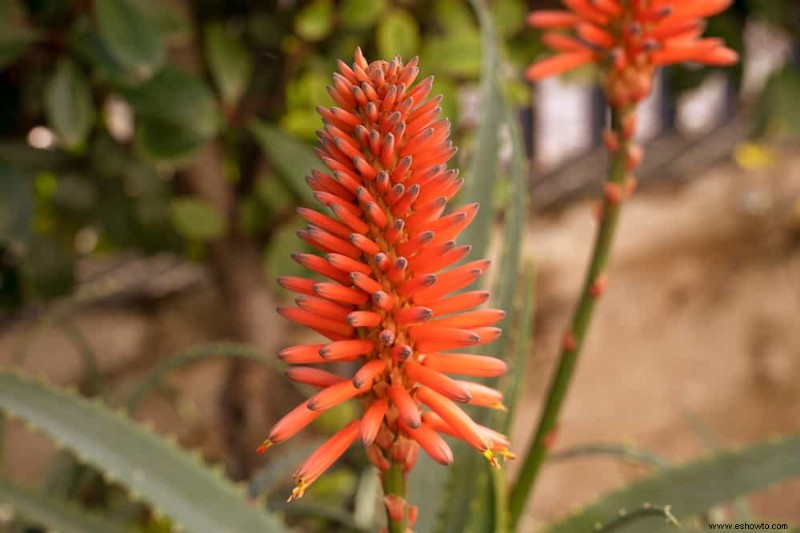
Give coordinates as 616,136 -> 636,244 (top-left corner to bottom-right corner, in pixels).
526,0 -> 739,106
258,49 -> 511,529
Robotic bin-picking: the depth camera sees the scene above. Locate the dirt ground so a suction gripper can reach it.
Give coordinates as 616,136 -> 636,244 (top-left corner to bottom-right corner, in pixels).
514,148 -> 800,529
1,148 -> 799,530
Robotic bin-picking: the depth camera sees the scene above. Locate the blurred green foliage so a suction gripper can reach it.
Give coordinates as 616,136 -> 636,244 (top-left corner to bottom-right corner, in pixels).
0,0 -> 540,313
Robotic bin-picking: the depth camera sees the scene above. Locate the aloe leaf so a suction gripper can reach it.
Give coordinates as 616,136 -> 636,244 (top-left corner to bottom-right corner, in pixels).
594,504 -> 680,533
492,101 -> 529,360
545,433 -> 800,533
436,2 -> 505,531
0,476 -> 132,533
0,371 -> 289,533
58,318 -> 104,397
500,263 -> 535,435
548,443 -> 670,470
250,120 -> 318,206
458,0 -> 503,262
126,342 -> 282,413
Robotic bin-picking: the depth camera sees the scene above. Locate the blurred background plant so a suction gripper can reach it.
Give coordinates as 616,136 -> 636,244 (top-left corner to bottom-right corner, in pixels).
0,0 -> 799,532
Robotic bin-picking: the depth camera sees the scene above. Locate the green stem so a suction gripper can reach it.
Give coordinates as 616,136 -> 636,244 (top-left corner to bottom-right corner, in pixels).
383,460 -> 408,533
508,104 -> 635,529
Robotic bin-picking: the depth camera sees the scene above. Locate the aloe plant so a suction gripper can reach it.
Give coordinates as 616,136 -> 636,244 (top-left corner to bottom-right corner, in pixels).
0,371 -> 288,533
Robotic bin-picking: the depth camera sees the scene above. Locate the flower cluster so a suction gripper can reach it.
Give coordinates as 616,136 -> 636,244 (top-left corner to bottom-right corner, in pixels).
258,49 -> 511,516
527,0 -> 739,106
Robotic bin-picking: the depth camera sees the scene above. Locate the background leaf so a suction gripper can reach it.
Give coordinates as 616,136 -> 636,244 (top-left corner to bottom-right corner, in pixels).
546,433 -> 800,533
94,0 -> 164,80
294,0 -> 334,42
124,67 -> 220,161
250,120 -> 318,205
169,198 -> 226,241
340,0 -> 387,30
0,158 -> 32,244
0,371 -> 289,533
0,0 -> 38,69
0,476 -> 132,533
204,23 -> 253,108
44,59 -> 94,149
377,9 -> 420,60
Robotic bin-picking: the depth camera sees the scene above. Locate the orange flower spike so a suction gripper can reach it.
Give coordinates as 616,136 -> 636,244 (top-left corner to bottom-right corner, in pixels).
526,0 -> 738,104
266,50 -> 509,508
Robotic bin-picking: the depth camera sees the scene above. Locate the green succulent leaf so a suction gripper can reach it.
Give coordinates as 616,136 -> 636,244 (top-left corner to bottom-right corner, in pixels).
0,371 -> 289,533
44,59 -> 94,150
0,476 -> 132,533
377,9 -> 420,60
437,2 -> 506,531
204,22 -> 253,108
458,0 -> 502,262
546,433 -> 800,533
94,0 -> 164,80
169,198 -> 226,241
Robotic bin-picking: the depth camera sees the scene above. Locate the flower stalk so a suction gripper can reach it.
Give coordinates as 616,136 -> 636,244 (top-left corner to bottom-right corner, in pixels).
510,0 -> 738,526
383,461 -> 408,533
508,104 -> 634,527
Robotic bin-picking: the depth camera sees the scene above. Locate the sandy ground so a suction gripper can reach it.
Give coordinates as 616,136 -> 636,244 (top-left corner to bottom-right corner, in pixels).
1,148 -> 799,530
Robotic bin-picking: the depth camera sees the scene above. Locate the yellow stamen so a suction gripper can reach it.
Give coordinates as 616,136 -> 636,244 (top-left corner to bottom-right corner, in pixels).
256,439 -> 274,454
483,449 -> 501,469
287,478 -> 308,502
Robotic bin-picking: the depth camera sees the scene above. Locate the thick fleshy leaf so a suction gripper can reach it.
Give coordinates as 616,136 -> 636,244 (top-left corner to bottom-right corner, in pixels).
0,476 -> 132,533
546,433 -> 800,533
0,371 -> 289,533
437,3 -> 506,531
94,0 -> 164,79
44,59 -> 94,149
457,0 -> 502,263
